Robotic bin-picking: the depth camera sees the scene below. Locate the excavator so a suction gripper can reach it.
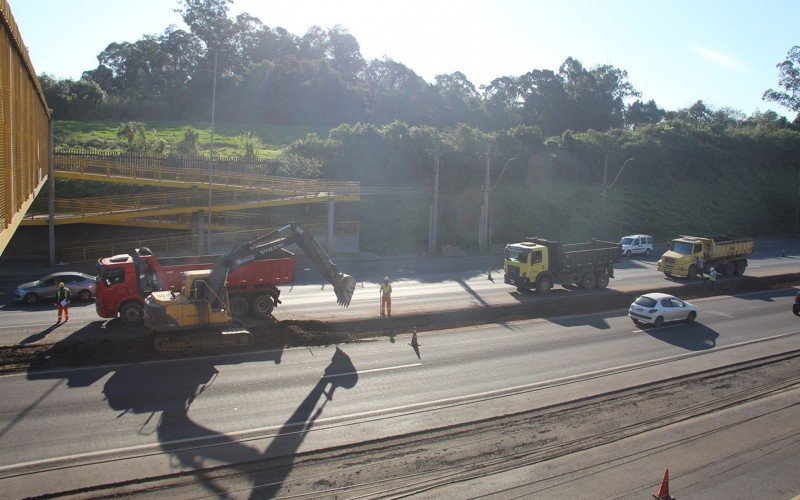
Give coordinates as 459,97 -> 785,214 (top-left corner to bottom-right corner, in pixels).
143,223 -> 356,354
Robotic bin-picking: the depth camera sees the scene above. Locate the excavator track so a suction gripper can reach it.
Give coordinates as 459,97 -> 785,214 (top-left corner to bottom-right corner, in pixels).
153,327 -> 253,355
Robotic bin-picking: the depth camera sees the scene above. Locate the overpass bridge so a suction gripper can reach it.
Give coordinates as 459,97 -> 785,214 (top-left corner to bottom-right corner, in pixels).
0,0 -> 51,256
17,150 -> 362,259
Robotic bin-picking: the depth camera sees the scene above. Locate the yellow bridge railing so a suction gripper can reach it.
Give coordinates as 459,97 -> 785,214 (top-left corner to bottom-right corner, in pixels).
54,150 -> 360,196
0,0 -> 51,254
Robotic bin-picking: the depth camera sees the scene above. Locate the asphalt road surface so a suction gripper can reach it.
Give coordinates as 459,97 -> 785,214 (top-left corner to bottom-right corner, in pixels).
0,288 -> 798,497
0,239 -> 798,345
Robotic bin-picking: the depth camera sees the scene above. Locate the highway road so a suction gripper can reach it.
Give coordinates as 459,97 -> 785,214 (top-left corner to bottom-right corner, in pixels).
0,239 -> 798,345
0,288 -> 798,497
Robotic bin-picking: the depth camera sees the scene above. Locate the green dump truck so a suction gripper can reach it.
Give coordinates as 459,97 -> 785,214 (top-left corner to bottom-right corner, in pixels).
657,235 -> 754,278
504,238 -> 621,293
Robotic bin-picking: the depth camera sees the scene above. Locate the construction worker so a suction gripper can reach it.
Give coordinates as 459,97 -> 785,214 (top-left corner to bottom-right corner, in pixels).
54,282 -> 71,323
708,266 -> 717,289
380,276 -> 392,318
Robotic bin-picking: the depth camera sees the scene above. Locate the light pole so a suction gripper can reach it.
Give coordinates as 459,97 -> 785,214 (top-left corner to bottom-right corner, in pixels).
479,143 -> 492,253
488,157 -> 516,247
428,142 -> 442,255
207,49 -> 220,254
601,156 -> 635,239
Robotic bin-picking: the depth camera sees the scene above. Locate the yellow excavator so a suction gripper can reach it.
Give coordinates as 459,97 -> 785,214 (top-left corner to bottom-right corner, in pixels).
143,223 -> 356,353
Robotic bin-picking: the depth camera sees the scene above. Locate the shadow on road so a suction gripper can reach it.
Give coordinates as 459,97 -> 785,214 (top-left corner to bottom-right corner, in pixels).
642,322 -> 719,350
42,345 -> 356,498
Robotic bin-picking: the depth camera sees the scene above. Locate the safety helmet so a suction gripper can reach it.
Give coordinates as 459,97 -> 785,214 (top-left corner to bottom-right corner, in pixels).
58,282 -> 65,288
383,276 -> 389,282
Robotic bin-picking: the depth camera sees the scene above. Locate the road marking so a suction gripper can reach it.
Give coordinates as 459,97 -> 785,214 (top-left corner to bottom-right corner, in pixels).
322,363 -> 420,379
704,310 -> 734,318
0,330 -> 797,476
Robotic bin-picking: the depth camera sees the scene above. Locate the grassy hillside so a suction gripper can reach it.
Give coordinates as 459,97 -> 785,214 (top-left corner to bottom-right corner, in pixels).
54,120 -> 328,158
47,120 -> 798,255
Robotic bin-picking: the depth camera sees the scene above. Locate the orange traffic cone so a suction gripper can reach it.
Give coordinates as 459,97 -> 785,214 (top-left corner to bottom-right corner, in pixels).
409,327 -> 420,347
652,468 -> 674,500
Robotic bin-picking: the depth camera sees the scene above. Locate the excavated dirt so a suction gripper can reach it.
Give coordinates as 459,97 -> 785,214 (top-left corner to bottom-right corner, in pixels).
3,273 -> 798,375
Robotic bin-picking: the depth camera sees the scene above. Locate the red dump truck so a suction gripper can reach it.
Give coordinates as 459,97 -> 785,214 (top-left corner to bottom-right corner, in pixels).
96,246 -> 295,325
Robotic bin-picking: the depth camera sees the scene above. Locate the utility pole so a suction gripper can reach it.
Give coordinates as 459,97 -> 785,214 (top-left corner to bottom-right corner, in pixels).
600,153 -> 609,238
428,142 -> 441,255
207,49 -> 219,254
479,143 -> 492,253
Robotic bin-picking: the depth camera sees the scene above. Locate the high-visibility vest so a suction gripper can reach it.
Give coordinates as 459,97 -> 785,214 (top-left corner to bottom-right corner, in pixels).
381,283 -> 392,295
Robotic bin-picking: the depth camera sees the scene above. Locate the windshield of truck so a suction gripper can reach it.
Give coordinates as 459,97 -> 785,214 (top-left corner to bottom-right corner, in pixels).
621,237 -> 634,246
505,247 -> 530,264
670,241 -> 694,254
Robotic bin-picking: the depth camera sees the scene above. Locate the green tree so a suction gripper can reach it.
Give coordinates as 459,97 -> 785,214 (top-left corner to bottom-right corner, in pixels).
763,46 -> 800,113
176,126 -> 200,155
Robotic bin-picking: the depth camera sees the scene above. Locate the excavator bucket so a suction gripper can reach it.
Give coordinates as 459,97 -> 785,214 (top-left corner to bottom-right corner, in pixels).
332,272 -> 357,307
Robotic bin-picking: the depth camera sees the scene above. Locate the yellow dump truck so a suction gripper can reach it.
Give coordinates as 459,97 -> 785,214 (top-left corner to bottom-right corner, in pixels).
504,238 -> 621,293
657,235 -> 754,278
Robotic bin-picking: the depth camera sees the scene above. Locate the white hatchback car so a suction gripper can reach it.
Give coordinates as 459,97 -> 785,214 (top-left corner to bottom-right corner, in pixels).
628,292 -> 698,327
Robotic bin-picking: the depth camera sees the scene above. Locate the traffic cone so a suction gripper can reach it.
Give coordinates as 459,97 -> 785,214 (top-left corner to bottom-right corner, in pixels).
409,327 -> 420,347
652,468 -> 674,500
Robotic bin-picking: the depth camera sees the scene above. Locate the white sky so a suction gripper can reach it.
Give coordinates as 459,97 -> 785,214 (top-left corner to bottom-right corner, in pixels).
10,0 -> 800,117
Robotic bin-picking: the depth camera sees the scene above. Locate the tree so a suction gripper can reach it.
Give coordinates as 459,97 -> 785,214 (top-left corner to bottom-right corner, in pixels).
625,99 -> 666,128
763,46 -> 800,113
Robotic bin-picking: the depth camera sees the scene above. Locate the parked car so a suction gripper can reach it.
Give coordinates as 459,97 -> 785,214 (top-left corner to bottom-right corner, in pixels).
793,290 -> 800,316
628,292 -> 698,327
620,234 -> 653,257
14,272 -> 97,305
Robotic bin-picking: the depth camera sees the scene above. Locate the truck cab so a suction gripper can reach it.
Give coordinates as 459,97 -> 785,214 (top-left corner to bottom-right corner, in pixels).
504,241 -> 549,290
657,237 -> 705,277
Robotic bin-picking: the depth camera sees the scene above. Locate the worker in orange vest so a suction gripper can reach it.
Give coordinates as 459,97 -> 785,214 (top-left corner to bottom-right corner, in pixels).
54,282 -> 71,323
380,276 -> 392,318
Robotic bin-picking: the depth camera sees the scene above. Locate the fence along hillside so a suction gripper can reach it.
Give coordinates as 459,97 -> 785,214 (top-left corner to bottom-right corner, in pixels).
53,148 -> 360,196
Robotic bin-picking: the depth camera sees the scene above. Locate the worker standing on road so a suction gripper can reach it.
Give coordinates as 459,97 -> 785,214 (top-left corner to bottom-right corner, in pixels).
54,282 -> 71,323
708,266 -> 717,289
695,256 -> 705,279
380,277 -> 392,318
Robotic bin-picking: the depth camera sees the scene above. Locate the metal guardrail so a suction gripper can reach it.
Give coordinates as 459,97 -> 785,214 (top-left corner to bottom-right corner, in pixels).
56,220 -> 359,263
0,0 -> 51,254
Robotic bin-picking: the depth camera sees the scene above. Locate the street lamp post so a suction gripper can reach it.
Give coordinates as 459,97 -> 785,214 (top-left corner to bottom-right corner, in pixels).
601,156 -> 635,239
479,143 -> 492,253
207,49 -> 219,254
488,156 -> 516,248
428,142 -> 442,255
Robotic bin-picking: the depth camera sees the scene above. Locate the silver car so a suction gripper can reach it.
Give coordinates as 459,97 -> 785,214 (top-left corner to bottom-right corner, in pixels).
14,272 -> 97,305
628,292 -> 698,327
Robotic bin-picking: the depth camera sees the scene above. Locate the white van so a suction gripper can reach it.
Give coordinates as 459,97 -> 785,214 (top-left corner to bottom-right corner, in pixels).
620,234 -> 653,256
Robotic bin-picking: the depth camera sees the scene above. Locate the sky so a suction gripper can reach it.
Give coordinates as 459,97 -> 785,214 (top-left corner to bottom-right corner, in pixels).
9,0 -> 800,118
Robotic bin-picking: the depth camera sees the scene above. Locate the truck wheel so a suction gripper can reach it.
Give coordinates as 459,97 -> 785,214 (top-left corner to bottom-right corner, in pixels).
536,277 -> 553,294
722,261 -> 734,276
595,272 -> 609,289
229,296 -> 249,317
579,272 -> 596,289
252,294 -> 275,319
734,260 -> 747,275
120,302 -> 144,326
